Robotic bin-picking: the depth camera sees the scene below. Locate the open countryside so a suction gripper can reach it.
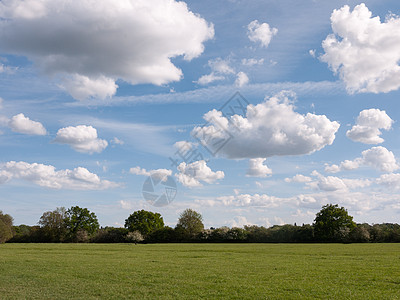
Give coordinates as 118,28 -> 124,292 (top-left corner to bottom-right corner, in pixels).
2,0 -> 400,299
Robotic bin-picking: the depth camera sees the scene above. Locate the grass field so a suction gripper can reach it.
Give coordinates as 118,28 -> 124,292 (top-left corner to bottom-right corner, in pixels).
0,243 -> 399,299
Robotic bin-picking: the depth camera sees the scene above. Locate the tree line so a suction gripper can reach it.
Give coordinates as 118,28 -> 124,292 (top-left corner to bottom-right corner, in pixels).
1,204 -> 400,244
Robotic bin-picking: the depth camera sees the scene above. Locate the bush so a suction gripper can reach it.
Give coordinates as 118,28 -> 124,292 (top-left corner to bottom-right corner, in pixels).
126,231 -> 144,244
91,227 -> 128,243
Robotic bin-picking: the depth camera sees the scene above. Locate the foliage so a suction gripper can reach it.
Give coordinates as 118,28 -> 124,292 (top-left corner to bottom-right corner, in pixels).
313,204 -> 356,242
124,210 -> 164,237
38,207 -> 67,242
4,204 -> 400,243
126,231 -> 144,243
350,224 -> 371,242
148,226 -> 179,243
244,225 -> 270,242
175,208 -> 204,239
0,211 -> 13,243
91,227 -> 128,243
64,206 -> 100,242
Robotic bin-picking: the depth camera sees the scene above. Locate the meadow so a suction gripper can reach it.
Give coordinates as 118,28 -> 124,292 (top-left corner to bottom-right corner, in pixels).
0,243 -> 399,299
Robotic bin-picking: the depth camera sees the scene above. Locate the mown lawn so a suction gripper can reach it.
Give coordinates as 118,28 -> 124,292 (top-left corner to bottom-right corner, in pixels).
0,243 -> 399,299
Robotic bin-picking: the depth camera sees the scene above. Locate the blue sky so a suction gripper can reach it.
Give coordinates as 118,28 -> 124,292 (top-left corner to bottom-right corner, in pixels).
1,0 -> 400,228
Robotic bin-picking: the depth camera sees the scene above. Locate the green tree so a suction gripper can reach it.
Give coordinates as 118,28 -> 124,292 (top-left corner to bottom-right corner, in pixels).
313,204 -> 356,242
38,207 -> 67,242
125,210 -> 164,237
0,211 -> 14,243
64,206 -> 99,242
175,208 -> 204,239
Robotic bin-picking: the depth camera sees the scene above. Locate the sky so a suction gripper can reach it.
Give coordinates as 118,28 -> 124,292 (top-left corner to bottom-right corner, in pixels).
1,0 -> 400,228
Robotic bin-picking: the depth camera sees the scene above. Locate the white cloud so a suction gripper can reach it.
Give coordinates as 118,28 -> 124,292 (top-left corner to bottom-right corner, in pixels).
0,97 -> 3,109
54,125 -> 108,154
174,141 -> 197,150
246,158 -> 272,177
362,146 -> 399,172
325,159 -> 361,173
235,71 -> 249,87
316,175 -> 348,191
325,146 -> 399,173
214,193 -> 286,207
377,173 -> 400,190
0,63 -> 16,74
285,174 -> 312,183
0,0 -> 214,100
309,49 -> 316,58
60,74 -> 118,101
195,58 -> 234,85
119,200 -> 135,210
241,58 -> 264,66
192,91 -> 340,159
247,20 -> 278,48
321,3 -> 400,93
273,217 -> 285,226
196,73 -> 225,85
129,166 -> 172,180
208,58 -> 235,75
229,216 -> 251,228
346,109 -> 393,144
0,161 -> 119,190
111,137 -> 124,145
8,113 -> 47,135
342,178 -> 372,190
296,171 -> 372,193
176,160 -> 224,187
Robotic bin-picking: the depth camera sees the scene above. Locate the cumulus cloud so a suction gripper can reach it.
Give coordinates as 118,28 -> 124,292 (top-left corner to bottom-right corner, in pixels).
192,91 -> 340,159
0,0 -> 214,100
8,113 -> 47,135
0,161 -> 118,190
176,160 -> 224,187
321,3 -> 400,93
229,216 -> 250,228
60,75 -> 118,101
247,20 -> 278,48
54,125 -> 108,154
325,146 -> 399,173
246,158 -> 272,177
285,174 -> 312,183
129,166 -> 172,180
362,146 -> 399,172
377,173 -> 400,190
292,171 -> 371,192
235,71 -> 249,87
208,58 -> 235,75
196,58 -> 234,85
325,159 -> 360,173
346,109 -> 393,144
318,175 -> 371,191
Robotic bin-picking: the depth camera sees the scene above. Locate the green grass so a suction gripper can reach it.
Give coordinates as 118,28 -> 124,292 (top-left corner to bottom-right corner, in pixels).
0,243 -> 399,299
